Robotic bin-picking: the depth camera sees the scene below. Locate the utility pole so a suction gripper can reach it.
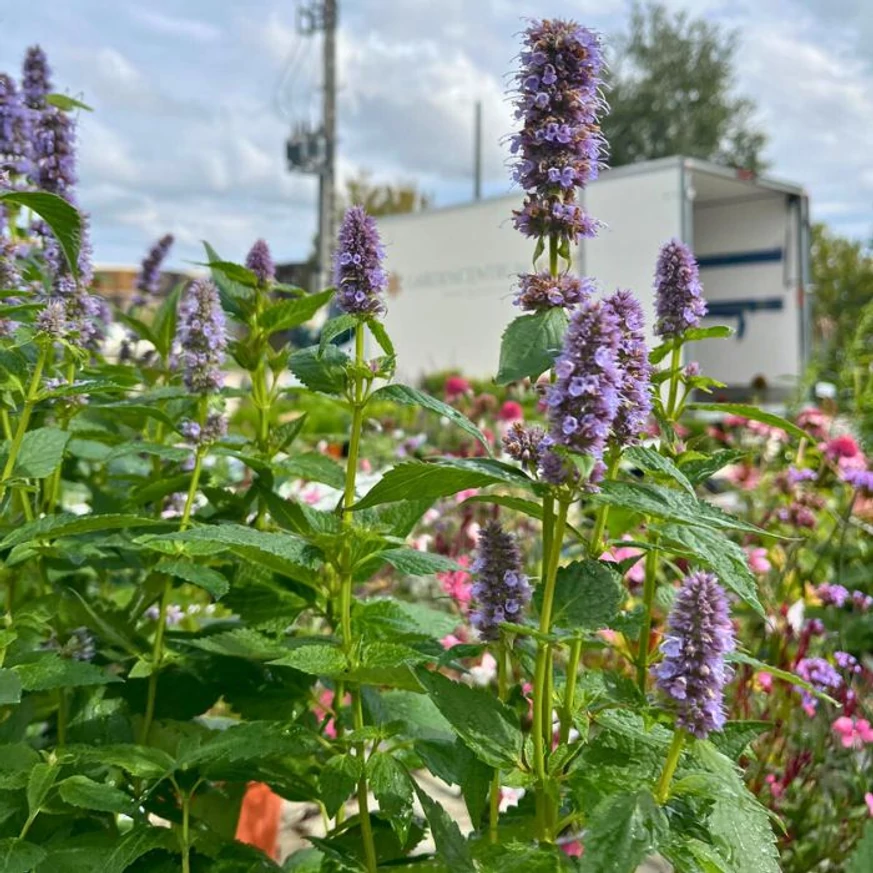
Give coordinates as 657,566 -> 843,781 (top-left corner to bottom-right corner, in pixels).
473,101 -> 482,201
285,0 -> 338,293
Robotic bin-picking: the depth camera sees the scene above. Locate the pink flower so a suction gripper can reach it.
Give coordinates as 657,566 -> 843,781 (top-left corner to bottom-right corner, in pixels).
455,488 -> 480,504
832,716 -> 873,749
497,400 -> 524,422
444,375 -> 471,402
601,537 -> 645,587
360,458 -> 372,474
797,407 -> 829,439
438,556 -> 472,607
765,774 -> 784,799
824,434 -> 860,462
440,633 -> 463,650
758,672 -> 773,693
561,840 -> 584,858
746,547 -> 771,575
726,463 -> 761,491
866,792 -> 873,817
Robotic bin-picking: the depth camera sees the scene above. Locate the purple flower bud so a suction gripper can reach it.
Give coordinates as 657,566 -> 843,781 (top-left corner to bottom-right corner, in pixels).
545,299 -> 622,464
654,239 -> 707,339
514,271 -> 593,312
794,657 -> 842,713
133,234 -> 174,305
245,238 -> 275,286
604,289 -> 653,447
816,583 -> 849,608
175,279 -> 227,394
841,467 -> 873,496
22,46 -> 51,110
33,106 -> 77,199
36,299 -> 68,340
652,571 -> 735,739
334,206 -> 387,317
503,421 -> 547,471
470,521 -> 531,641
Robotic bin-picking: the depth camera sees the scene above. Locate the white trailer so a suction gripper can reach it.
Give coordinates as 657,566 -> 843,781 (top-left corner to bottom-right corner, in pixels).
375,156 -> 811,399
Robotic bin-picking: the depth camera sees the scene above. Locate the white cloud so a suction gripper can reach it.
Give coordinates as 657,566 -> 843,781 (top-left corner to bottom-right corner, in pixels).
129,9 -> 221,43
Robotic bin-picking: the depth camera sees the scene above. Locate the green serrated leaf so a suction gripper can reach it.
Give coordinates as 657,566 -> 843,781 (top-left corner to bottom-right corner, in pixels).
64,744 -> 175,780
0,839 -> 47,873
354,457 -> 532,511
367,319 -> 394,357
319,314 -> 357,354
289,344 -> 349,395
688,403 -> 809,442
185,628 -> 287,660
847,820 -> 873,873
58,775 -> 133,814
320,754 -> 363,818
371,384 -> 490,453
625,446 -> 695,495
269,642 -> 348,677
27,762 -> 58,818
414,668 -> 523,768
678,449 -> 748,486
154,559 -> 229,600
280,452 -> 346,489
710,721 -> 770,761
578,790 -> 667,873
497,309 -> 568,385
13,654 -> 120,691
535,559 -> 625,631
0,513 -> 163,550
261,290 -> 334,334
412,780 -> 475,872
653,523 -> 763,616
6,427 -> 70,478
0,669 -> 22,705
377,548 -> 462,576
0,191 -> 81,277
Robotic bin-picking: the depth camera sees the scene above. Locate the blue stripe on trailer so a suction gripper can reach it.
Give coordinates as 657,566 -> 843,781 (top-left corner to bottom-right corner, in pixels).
697,248 -> 783,269
704,297 -> 784,339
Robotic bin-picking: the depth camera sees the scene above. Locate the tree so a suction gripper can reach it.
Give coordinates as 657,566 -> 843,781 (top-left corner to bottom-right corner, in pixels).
337,171 -> 431,219
603,2 -> 768,172
810,223 -> 873,378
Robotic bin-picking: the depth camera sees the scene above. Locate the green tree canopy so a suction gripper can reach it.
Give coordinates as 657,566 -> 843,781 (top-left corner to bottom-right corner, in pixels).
603,2 -> 768,172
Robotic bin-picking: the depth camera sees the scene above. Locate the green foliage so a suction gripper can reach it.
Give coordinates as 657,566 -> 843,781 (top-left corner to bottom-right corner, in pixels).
603,2 -> 767,172
534,559 -> 624,631
497,309 -> 568,385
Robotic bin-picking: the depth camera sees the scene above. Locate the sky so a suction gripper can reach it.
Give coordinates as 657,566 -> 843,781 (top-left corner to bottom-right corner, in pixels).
0,0 -> 871,269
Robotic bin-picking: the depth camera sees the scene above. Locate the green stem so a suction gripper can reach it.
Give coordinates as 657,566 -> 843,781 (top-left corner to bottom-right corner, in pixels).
181,791 -> 192,873
666,343 -> 682,421
353,692 -> 378,873
338,322 -> 377,873
636,546 -> 659,693
57,688 -> 68,747
140,403 -> 206,746
588,448 -> 621,556
655,730 -> 686,804
532,497 -> 569,842
489,641 -> 508,844
548,234 -> 559,277
0,344 -> 48,502
559,638 -> 583,745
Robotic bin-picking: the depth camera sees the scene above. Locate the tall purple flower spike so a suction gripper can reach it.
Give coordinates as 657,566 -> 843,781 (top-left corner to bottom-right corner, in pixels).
545,299 -> 622,463
0,74 -> 32,177
333,206 -> 388,317
654,239 -> 707,339
175,279 -> 227,394
510,19 -> 606,248
652,570 -> 736,739
470,521 -> 532,641
134,234 -> 174,305
605,289 -> 653,447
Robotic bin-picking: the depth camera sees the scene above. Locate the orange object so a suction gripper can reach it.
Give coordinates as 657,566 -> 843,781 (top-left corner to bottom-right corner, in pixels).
235,782 -> 283,860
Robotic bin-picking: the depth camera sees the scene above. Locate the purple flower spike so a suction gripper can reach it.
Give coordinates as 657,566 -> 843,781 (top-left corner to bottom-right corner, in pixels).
545,299 -> 622,463
514,271 -> 593,311
33,106 -> 77,199
510,20 -> 606,247
0,74 -> 32,177
652,571 -> 735,739
245,238 -> 275,286
175,279 -> 227,394
654,239 -> 707,339
470,521 -> 532,641
36,299 -> 68,340
605,289 -> 653,447
334,206 -> 387,317
22,46 -> 51,110
133,234 -> 174,305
